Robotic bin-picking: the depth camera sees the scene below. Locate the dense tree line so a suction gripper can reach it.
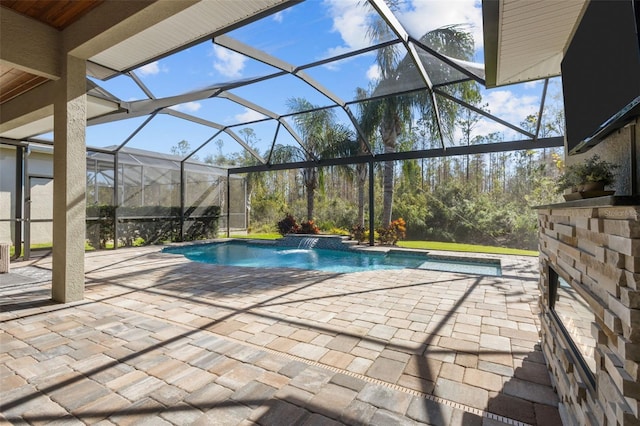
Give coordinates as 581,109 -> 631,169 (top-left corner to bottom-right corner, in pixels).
175,118 -> 564,251
190,129 -> 563,250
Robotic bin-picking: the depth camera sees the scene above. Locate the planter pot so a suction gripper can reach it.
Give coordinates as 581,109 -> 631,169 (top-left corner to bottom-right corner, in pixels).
579,181 -> 605,192
563,184 -> 615,201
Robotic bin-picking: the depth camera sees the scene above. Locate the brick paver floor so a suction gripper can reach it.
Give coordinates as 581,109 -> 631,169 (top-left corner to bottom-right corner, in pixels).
0,245 -> 563,425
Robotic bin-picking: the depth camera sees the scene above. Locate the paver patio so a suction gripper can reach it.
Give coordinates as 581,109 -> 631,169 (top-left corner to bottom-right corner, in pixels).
1,245 -> 563,425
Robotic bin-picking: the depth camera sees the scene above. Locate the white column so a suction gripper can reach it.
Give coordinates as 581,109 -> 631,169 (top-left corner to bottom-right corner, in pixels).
52,54 -> 86,302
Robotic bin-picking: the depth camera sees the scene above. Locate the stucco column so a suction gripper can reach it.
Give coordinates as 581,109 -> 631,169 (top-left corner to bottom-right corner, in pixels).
52,54 -> 86,302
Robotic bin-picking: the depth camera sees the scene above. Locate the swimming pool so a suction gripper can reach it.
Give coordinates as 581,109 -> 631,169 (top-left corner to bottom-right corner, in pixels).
163,241 -> 501,276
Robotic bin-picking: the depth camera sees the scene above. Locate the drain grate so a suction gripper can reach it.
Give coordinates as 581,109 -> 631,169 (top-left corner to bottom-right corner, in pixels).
254,343 -> 532,426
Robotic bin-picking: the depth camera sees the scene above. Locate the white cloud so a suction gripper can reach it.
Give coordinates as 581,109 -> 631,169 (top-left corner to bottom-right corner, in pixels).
213,45 -> 246,78
323,0 -> 372,59
398,0 -> 484,51
138,61 -> 163,76
485,90 -> 539,120
366,64 -> 381,82
272,11 -> 284,23
322,0 -> 484,69
523,80 -> 542,89
235,108 -> 267,123
170,102 -> 202,113
468,89 -> 540,138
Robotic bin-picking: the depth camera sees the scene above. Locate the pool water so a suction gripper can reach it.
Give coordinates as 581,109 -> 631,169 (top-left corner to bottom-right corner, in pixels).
416,257 -> 501,276
163,242 -> 501,276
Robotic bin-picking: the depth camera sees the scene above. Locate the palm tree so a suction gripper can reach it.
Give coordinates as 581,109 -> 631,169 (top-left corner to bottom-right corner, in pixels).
361,3 -> 475,226
273,98 -> 354,221
354,87 -> 375,228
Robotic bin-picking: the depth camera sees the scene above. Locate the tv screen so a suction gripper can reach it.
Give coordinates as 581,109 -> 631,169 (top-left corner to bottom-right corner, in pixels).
561,0 -> 640,154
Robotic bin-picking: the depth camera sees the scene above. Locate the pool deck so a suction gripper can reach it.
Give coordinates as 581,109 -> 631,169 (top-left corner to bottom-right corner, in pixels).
1,245 -> 563,425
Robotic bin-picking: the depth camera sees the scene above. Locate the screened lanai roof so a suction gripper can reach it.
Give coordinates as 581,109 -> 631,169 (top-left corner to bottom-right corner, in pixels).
0,0 -> 571,170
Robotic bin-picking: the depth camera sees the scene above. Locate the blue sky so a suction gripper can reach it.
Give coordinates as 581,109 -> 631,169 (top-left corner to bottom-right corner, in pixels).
79,0 -> 563,161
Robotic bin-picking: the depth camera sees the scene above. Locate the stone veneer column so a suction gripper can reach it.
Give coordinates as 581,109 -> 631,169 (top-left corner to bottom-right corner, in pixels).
52,54 -> 86,302
537,202 -> 640,426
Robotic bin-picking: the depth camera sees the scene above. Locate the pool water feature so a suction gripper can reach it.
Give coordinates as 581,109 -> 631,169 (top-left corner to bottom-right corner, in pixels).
163,241 -> 501,276
297,237 -> 319,249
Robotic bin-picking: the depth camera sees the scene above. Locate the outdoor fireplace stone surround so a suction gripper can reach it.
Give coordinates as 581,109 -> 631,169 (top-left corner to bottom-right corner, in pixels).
536,198 -> 640,426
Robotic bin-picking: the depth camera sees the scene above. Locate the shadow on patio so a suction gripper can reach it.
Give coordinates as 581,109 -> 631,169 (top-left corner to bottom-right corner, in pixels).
1,246 -> 561,425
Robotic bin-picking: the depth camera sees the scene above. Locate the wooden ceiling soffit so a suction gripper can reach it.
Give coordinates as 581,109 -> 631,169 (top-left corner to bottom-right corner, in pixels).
0,0 -> 104,30
0,64 -> 49,104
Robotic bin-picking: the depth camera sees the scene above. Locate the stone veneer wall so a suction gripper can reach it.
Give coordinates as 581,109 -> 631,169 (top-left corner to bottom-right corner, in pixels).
537,203 -> 640,426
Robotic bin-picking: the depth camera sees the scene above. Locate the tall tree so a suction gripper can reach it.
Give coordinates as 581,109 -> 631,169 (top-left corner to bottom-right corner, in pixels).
361,5 -> 475,226
170,139 -> 194,158
455,84 -> 484,181
274,98 -> 353,221
355,87 -> 376,228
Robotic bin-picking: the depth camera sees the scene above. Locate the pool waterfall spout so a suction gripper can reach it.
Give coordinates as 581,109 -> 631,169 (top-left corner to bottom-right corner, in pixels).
297,237 -> 319,250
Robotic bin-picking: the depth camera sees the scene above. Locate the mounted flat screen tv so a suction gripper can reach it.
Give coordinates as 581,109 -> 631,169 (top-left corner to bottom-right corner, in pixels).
561,0 -> 640,154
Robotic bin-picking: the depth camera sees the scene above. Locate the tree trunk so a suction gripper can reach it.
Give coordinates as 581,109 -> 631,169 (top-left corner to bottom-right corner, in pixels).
381,122 -> 397,226
306,185 -> 314,221
382,160 -> 394,226
304,167 -> 317,221
465,154 -> 469,181
356,163 -> 366,227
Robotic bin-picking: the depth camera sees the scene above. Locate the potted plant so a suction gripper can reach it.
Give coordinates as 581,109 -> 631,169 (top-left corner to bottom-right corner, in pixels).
556,154 -> 619,199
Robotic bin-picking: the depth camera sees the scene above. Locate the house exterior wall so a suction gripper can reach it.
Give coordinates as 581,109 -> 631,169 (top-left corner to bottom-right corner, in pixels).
0,146 -> 16,243
0,145 -> 54,245
566,117 -> 640,197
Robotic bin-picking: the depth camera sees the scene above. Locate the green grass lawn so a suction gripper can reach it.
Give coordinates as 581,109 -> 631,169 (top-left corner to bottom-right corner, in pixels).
230,233 -> 538,256
397,240 -> 537,256
229,233 -> 281,240
8,243 -> 53,256
9,242 -> 96,256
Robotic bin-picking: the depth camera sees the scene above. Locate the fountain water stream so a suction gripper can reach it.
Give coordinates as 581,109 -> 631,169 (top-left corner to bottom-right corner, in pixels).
297,237 -> 319,249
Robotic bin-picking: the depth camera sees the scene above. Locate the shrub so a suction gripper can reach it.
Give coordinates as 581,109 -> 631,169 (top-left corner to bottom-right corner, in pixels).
132,237 -> 146,247
277,213 -> 300,235
377,218 -> 406,246
299,220 -> 320,234
363,229 -> 379,243
249,223 -> 277,234
317,219 -> 336,230
328,227 -> 349,236
86,204 -> 220,248
314,198 -> 356,230
351,224 -> 366,243
86,204 -> 115,249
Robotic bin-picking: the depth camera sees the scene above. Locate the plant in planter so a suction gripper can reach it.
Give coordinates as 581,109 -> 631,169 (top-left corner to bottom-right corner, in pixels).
556,154 -> 619,199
